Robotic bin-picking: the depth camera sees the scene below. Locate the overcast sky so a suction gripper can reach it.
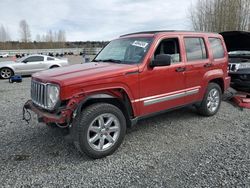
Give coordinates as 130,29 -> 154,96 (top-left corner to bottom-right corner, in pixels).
0,0 -> 196,41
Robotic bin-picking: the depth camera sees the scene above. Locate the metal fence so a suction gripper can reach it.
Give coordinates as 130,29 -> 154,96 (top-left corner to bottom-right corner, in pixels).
0,48 -> 102,56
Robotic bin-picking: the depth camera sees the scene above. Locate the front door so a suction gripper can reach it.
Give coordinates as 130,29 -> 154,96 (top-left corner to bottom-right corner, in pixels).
15,56 -> 45,74
138,37 -> 186,116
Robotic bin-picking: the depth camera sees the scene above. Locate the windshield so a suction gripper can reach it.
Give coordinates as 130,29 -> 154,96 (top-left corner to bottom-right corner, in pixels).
16,56 -> 26,62
94,37 -> 153,64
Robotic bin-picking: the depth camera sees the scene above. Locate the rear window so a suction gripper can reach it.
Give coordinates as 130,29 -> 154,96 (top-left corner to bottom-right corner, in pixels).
209,38 -> 225,59
184,37 -> 207,61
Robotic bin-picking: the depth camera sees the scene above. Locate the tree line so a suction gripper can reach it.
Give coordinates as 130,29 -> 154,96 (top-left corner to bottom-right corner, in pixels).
0,19 -> 68,49
189,0 -> 250,32
0,19 -> 108,50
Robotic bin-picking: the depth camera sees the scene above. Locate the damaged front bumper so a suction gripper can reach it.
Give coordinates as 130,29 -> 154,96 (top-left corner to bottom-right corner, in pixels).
23,100 -> 76,124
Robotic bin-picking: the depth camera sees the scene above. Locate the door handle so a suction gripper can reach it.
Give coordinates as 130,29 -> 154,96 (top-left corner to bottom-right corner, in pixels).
175,67 -> 186,72
204,63 -> 213,68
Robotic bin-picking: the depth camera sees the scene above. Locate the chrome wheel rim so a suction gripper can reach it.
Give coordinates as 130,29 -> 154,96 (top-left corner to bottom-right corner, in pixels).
207,88 -> 220,113
87,113 -> 120,151
1,68 -> 12,79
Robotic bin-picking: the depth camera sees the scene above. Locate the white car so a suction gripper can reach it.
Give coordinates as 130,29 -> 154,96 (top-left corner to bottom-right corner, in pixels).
0,54 -> 68,79
0,53 -> 9,58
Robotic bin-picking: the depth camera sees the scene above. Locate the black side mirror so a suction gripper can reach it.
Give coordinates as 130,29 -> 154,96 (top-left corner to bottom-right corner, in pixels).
22,60 -> 27,63
150,54 -> 171,67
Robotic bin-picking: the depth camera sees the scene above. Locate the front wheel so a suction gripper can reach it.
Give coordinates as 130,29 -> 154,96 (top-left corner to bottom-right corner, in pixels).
0,68 -> 13,79
73,103 -> 126,159
197,83 -> 222,116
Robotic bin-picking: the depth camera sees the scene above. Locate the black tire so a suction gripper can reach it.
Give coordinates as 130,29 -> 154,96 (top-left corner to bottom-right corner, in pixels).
50,65 -> 59,69
0,67 -> 13,79
197,83 -> 222,116
73,103 -> 127,159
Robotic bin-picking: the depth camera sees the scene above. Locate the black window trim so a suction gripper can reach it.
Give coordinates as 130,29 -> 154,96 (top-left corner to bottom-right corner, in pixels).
152,36 -> 183,65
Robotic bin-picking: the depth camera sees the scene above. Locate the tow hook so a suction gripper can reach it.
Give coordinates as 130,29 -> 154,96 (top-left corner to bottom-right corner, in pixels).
22,102 -> 31,124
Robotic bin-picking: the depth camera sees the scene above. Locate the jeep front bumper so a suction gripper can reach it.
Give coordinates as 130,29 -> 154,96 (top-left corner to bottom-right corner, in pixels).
23,100 -> 73,124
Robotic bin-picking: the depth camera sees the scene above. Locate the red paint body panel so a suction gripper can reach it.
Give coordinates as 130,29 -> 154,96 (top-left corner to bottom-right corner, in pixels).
28,31 -> 230,124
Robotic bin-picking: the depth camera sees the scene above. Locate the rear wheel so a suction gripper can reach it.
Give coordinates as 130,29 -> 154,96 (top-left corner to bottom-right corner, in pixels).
50,65 -> 59,69
197,83 -> 222,116
73,103 -> 126,159
0,68 -> 13,79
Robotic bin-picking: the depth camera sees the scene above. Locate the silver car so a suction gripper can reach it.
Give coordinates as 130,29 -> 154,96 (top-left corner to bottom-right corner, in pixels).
0,54 -> 68,79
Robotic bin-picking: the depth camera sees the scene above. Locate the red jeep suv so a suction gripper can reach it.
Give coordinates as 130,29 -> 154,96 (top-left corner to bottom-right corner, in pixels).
24,31 -> 231,158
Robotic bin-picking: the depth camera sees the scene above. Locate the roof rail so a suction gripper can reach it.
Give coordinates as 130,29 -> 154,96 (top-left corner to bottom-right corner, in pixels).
120,30 -> 193,37
120,30 -> 216,37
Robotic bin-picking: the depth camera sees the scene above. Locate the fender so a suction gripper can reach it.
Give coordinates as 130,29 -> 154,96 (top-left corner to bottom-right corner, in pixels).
61,81 -> 139,116
201,69 -> 224,96
49,63 -> 61,68
0,65 -> 15,73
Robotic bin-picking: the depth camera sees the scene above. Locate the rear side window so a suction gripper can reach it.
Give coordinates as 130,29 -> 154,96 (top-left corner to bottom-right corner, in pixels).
209,38 -> 225,59
47,57 -> 55,61
184,37 -> 207,61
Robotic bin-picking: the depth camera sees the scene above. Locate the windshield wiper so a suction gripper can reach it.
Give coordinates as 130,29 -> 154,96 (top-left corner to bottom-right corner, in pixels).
94,59 -> 122,63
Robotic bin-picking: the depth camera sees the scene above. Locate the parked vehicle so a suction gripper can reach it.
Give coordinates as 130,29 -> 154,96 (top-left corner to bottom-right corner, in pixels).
0,54 -> 68,79
220,31 -> 250,90
24,31 -> 230,158
0,53 -> 9,58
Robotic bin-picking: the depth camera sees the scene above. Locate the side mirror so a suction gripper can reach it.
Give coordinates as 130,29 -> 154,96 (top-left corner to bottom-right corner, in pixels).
150,54 -> 171,67
22,60 -> 27,63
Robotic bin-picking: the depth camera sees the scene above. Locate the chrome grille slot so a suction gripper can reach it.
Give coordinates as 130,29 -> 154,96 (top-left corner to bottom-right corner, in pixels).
31,80 -> 47,109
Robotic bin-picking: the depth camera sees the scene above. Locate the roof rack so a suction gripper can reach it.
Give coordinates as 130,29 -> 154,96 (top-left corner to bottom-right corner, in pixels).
120,30 -> 192,37
120,30 -> 215,37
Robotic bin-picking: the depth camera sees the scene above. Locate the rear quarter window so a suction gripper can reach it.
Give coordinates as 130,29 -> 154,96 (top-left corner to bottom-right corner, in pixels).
47,57 -> 55,61
209,38 -> 225,59
184,37 -> 207,61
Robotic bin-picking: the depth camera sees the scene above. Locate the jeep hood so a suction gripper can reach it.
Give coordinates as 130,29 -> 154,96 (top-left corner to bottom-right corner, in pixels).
220,31 -> 250,52
33,62 -> 138,86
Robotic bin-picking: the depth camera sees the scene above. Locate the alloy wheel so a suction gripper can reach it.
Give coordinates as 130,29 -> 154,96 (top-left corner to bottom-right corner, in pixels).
87,113 -> 121,152
207,88 -> 220,113
1,68 -> 12,79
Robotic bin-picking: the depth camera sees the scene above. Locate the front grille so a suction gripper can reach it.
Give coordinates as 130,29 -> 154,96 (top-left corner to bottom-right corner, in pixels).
31,80 -> 48,109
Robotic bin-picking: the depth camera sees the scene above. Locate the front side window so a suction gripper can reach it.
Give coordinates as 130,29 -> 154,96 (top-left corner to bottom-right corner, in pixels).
24,56 -> 44,63
94,37 -> 153,64
209,38 -> 225,59
184,37 -> 207,61
154,38 -> 181,64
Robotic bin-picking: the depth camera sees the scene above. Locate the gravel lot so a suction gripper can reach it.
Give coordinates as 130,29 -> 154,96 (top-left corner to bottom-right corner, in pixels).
0,77 -> 249,187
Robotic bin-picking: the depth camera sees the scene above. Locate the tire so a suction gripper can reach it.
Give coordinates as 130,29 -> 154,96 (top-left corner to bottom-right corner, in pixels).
0,68 -> 13,79
73,103 -> 127,159
197,83 -> 222,116
50,65 -> 59,69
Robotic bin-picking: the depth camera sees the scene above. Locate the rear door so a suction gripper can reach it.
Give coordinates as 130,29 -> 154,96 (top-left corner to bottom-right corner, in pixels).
183,36 -> 211,103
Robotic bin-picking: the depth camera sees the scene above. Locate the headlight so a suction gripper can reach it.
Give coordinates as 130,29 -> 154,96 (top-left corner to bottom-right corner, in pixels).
238,63 -> 250,69
47,84 -> 60,110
